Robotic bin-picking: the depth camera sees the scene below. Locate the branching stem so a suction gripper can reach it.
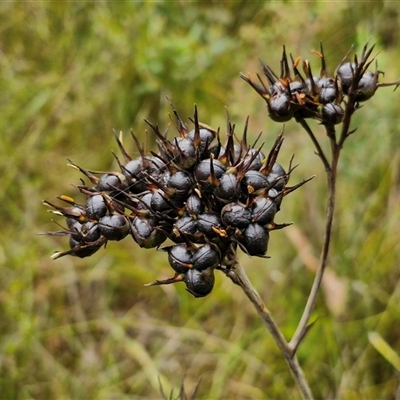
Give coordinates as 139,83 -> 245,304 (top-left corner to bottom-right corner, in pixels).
289,136 -> 339,352
290,56 -> 364,352
229,263 -> 314,400
229,40 -> 388,399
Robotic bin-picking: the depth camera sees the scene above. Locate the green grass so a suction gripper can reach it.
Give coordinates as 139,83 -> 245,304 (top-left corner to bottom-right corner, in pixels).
1,2 -> 400,399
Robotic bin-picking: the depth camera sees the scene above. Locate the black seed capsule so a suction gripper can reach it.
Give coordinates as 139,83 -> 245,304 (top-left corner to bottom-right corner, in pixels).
243,148 -> 265,171
251,197 -> 277,225
97,173 -> 127,192
316,78 -> 336,104
268,92 -> 293,122
66,218 -> 83,237
136,192 -> 153,210
123,158 -> 142,178
99,214 -> 130,241
86,194 -> 108,220
196,213 -> 222,236
80,221 -> 101,242
168,171 -> 192,198
321,103 -> 344,125
242,170 -> 269,193
268,188 -> 283,210
305,76 -> 320,93
356,70 -> 379,102
168,244 -> 193,273
267,163 -> 287,191
187,128 -> 215,152
191,244 -> 219,270
289,81 -> 305,94
184,267 -> 215,298
194,158 -> 226,193
214,173 -> 238,203
173,138 -> 196,169
69,237 -> 103,258
124,159 -> 150,194
171,216 -> 198,242
243,223 -> 269,256
150,189 -> 172,213
221,202 -> 251,229
131,217 -> 166,248
185,193 -> 205,216
337,62 -> 355,93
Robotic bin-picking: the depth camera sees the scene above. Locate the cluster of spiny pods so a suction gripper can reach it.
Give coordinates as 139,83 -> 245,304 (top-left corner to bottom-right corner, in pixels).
241,41 -> 399,125
44,104 -> 311,297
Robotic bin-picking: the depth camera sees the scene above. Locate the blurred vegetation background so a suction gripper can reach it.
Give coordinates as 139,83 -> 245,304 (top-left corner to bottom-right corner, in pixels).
1,1 -> 400,399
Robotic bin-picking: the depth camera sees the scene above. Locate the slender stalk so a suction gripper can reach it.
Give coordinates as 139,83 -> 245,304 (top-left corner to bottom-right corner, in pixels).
228,263 -> 314,400
289,49 -> 366,351
296,118 -> 331,173
289,143 -> 339,352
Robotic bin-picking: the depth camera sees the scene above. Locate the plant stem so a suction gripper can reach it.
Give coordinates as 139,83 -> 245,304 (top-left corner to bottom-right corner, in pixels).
289,143 -> 339,352
289,53 -> 363,351
229,263 -> 314,400
296,118 -> 331,173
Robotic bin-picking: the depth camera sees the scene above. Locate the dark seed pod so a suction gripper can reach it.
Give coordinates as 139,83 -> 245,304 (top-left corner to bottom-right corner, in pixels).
269,81 -> 286,95
185,193 -> 205,216
171,216 -> 198,242
218,144 -> 242,166
268,92 -> 293,122
159,170 -> 171,186
267,163 -> 287,191
79,221 -> 101,243
173,138 -> 197,169
242,170 -> 270,193
68,237 -> 103,258
251,196 -> 277,225
184,267 -> 215,298
268,188 -> 283,210
187,128 -> 215,152
69,220 -> 101,243
316,77 -> 336,104
336,62 -> 355,94
167,244 -> 193,273
214,173 -> 238,203
67,219 -> 84,241
131,217 -> 167,248
66,217 -> 82,232
289,80 -> 306,94
221,202 -> 252,229
321,103 -> 344,125
196,213 -> 222,236
191,244 -> 219,270
86,194 -> 109,220
243,148 -> 265,171
123,158 -> 142,178
242,223 -> 269,256
150,189 -> 172,213
168,171 -> 193,198
136,192 -> 153,210
97,173 -> 127,192
98,214 -> 130,241
124,159 -> 150,194
194,158 -> 226,186
305,76 -> 320,93
356,70 -> 379,102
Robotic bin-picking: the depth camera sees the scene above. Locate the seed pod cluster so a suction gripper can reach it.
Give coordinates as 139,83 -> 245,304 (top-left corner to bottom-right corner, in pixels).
241,42 -> 400,125
44,105 -> 310,297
